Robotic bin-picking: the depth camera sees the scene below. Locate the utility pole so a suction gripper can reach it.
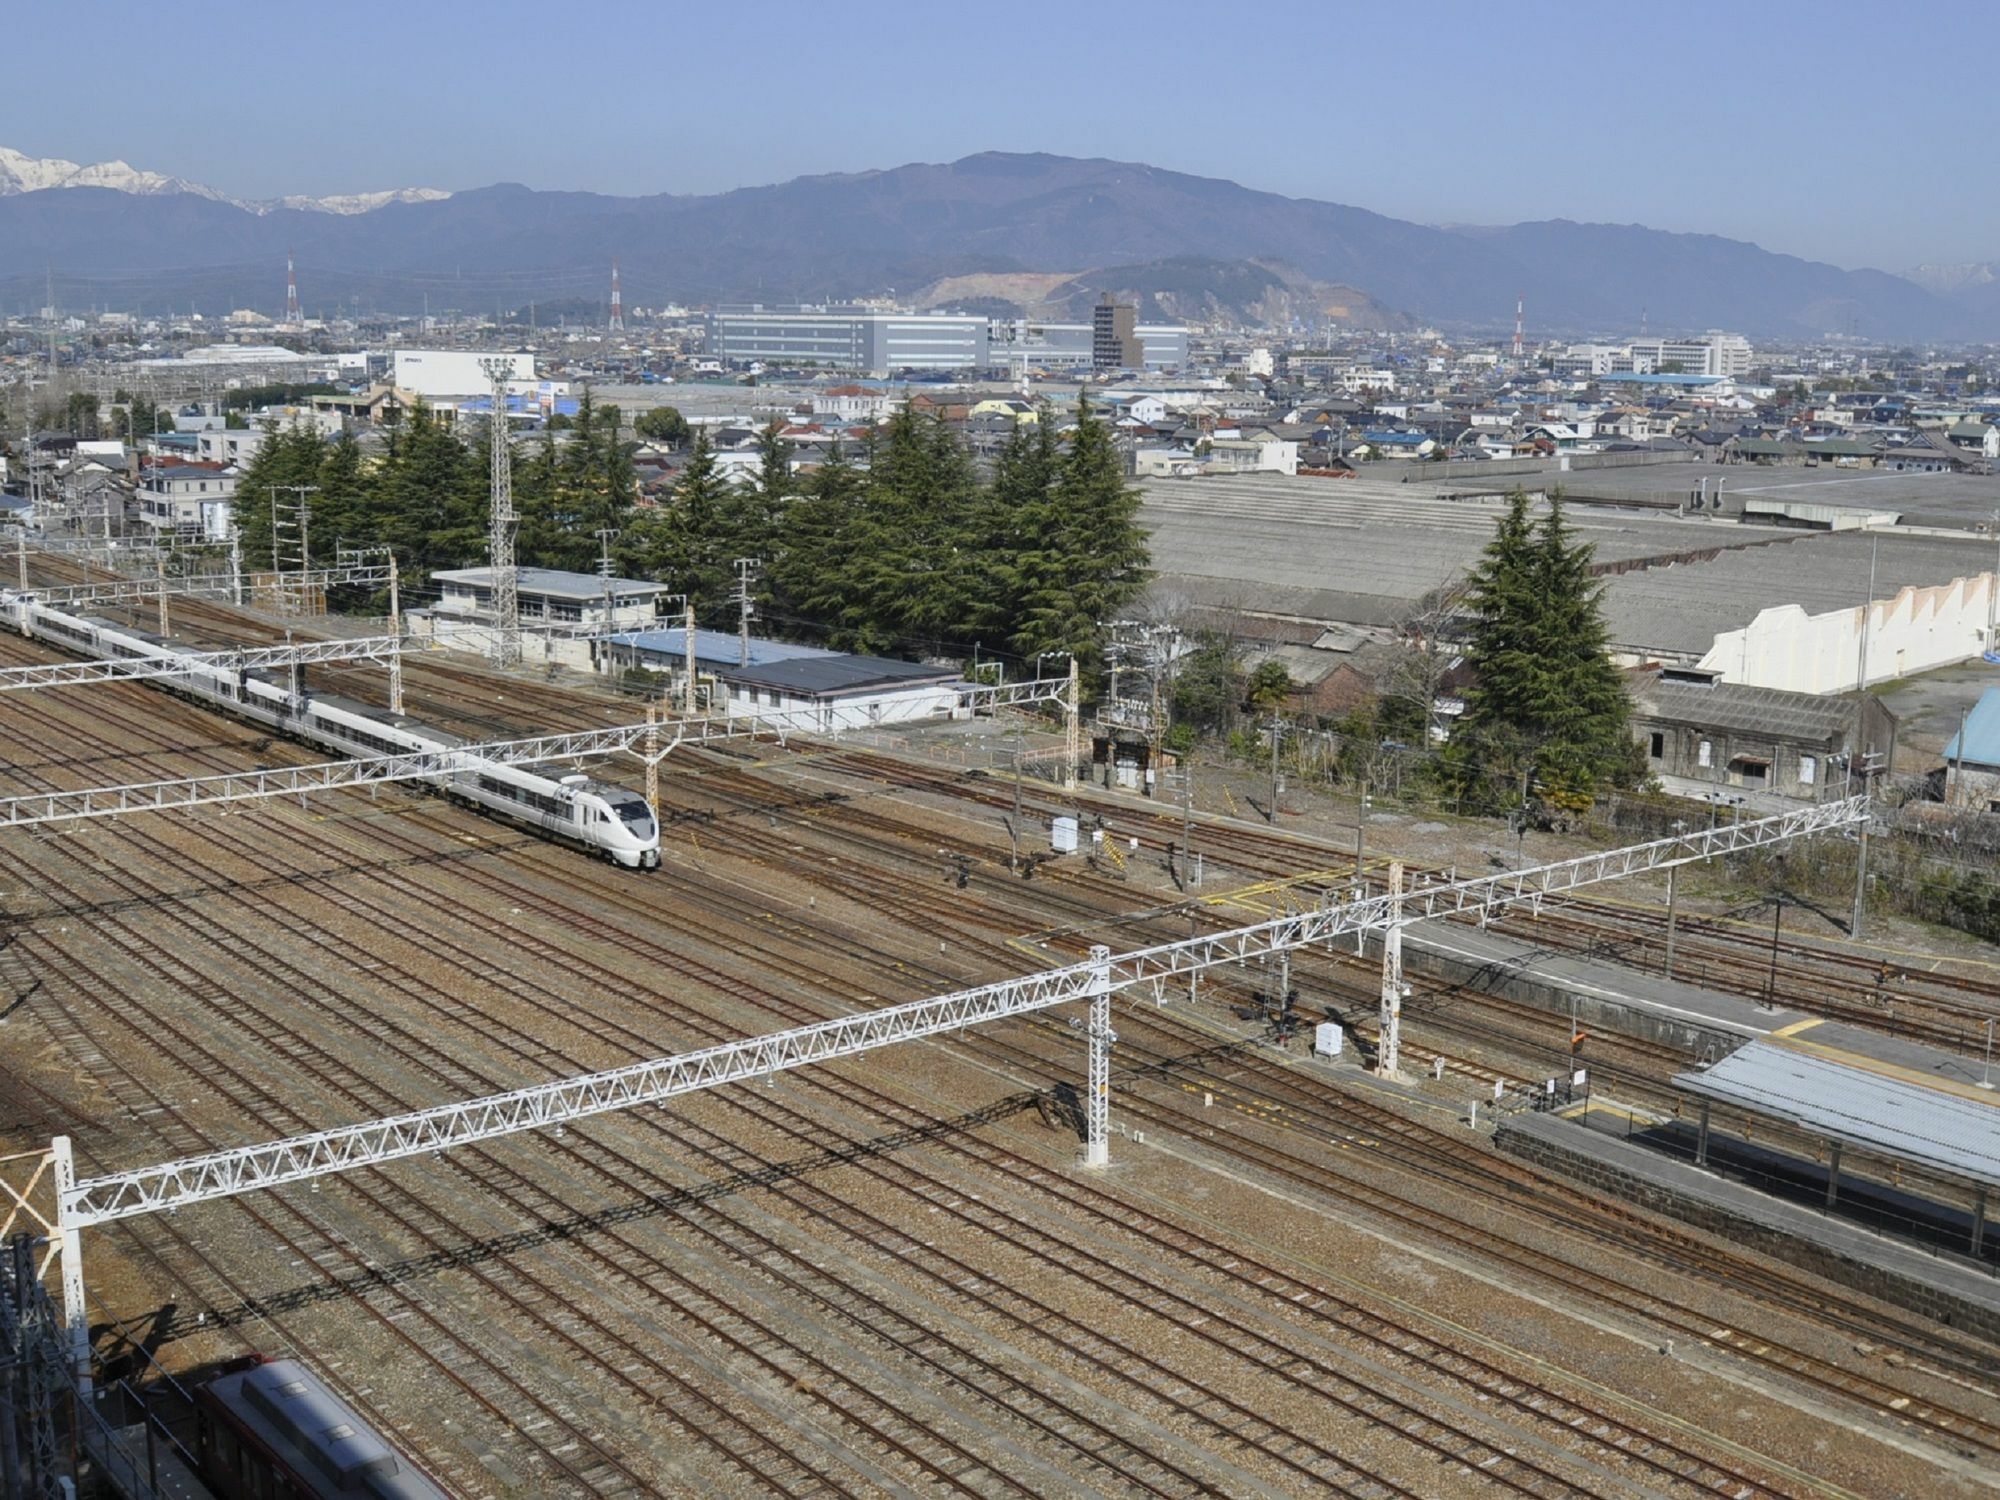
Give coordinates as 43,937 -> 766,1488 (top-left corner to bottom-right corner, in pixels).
595,527 -> 618,626
1064,655 -> 1080,793
20,410 -> 37,541
387,553 -> 405,715
1664,857 -> 1680,980
155,549 -> 168,636
1180,755 -> 1194,886
1355,780 -> 1368,878
479,357 -> 519,666
733,557 -> 757,667
1986,507 -> 2000,656
1763,890 -> 1784,1010
1376,860 -> 1405,1079
1263,719 -> 1285,823
1850,534 -> 1878,940
267,483 -> 318,608
684,599 -> 698,714
1851,806 -> 1871,940
644,699 -> 660,822
1012,711 -> 1025,835
1950,704 -> 1970,805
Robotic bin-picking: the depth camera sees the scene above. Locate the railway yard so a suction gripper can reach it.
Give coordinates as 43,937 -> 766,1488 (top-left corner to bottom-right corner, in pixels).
3,561 -> 2000,1499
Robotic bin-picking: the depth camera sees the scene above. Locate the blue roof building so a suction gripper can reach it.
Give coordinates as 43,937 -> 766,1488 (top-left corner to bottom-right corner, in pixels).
1943,685 -> 2000,772
603,626 -> 964,729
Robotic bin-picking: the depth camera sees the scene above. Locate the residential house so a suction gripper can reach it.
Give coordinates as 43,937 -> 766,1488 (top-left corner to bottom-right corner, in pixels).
1946,419 -> 2000,461
1357,430 -> 1436,460
135,460 -> 236,540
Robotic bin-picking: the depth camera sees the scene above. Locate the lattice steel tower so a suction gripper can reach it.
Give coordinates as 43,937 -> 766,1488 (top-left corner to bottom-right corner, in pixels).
480,358 -> 520,665
286,248 -> 301,326
609,258 -> 624,332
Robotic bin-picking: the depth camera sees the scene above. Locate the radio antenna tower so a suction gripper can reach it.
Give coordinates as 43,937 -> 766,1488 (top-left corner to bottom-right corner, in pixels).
609,258 -> 624,332
285,248 -> 301,326
1511,292 -> 1524,359
479,358 -> 520,665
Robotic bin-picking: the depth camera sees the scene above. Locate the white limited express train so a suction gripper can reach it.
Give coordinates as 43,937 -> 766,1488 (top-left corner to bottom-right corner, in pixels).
2,592 -> 661,869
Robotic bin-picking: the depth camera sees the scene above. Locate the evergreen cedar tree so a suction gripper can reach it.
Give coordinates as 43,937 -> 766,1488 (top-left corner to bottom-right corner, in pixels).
234,394 -> 1149,670
1452,488 -> 1640,810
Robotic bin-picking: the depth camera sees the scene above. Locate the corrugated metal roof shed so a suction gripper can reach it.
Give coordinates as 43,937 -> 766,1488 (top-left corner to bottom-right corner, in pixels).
608,627 -> 960,697
1636,676 -> 1856,742
1673,1039 -> 2000,1189
1943,685 -> 2000,770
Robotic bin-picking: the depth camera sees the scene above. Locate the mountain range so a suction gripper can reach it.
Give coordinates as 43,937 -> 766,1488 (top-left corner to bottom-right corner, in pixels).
0,147 -> 449,216
0,146 -> 1991,340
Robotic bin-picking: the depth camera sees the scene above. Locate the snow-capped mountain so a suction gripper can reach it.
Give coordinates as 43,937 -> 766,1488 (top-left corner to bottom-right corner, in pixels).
1900,261 -> 1998,296
263,188 -> 452,214
0,146 -> 229,202
0,146 -> 447,215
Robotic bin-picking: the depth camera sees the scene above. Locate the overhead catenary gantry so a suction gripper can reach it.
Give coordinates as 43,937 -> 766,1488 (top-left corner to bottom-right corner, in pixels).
0,631 -> 414,692
0,675 -> 1078,829
15,562 -> 397,612
1,794 -> 1868,1392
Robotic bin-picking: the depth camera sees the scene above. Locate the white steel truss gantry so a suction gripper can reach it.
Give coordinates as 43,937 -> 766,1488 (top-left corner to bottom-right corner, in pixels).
16,563 -> 395,612
48,793 -> 1866,1225
0,675 -> 1078,829
7,795 -> 1866,1385
0,631 -> 412,692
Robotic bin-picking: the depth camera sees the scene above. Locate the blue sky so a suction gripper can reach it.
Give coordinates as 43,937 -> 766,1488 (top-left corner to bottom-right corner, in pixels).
6,0 -> 1990,270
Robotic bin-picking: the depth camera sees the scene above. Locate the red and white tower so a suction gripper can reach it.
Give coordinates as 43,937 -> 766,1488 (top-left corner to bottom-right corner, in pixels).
285,248 -> 301,326
609,257 -> 624,333
1511,292 -> 1524,360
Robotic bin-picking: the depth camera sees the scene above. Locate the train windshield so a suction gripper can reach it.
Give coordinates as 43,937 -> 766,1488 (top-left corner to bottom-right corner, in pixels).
615,800 -> 655,829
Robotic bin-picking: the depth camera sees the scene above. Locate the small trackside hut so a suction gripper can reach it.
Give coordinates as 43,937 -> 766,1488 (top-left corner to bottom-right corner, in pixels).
601,628 -> 964,730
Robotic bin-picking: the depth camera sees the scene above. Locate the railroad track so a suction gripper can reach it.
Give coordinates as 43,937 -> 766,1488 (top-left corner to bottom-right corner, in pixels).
0,667 -> 1838,1495
7,596 -> 1992,1496
805,745 -> 2000,1037
2,678 -> 1429,1493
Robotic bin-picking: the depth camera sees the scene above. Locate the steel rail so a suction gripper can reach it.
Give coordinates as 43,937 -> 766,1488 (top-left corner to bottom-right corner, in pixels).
59,795 -> 1865,1227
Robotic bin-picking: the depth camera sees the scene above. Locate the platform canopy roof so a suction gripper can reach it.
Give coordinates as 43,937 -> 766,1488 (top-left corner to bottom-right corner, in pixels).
1674,1039 -> 2000,1191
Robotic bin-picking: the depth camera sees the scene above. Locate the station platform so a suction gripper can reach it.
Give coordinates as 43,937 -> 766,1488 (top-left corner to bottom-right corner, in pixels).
1402,920 -> 1997,1089
1400,914 -> 2000,1325
1496,1109 -> 2000,1343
